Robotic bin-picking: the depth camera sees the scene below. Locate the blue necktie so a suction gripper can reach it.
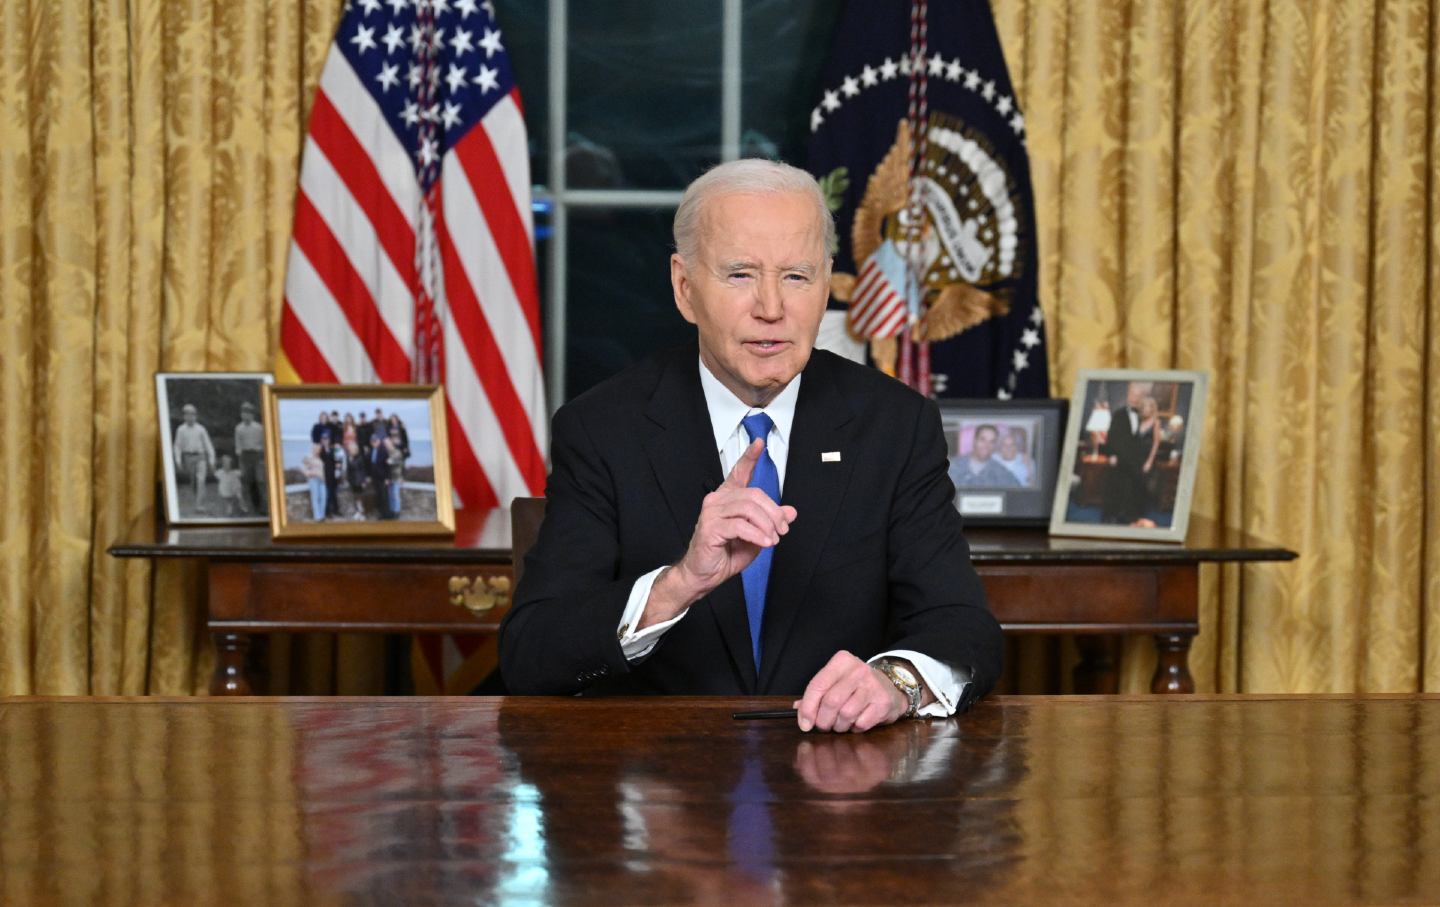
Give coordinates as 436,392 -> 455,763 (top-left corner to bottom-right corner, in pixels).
740,413 -> 780,672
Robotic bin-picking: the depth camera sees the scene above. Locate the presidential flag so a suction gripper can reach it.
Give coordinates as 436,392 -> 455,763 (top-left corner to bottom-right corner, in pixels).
808,0 -> 1048,400
279,0 -> 543,693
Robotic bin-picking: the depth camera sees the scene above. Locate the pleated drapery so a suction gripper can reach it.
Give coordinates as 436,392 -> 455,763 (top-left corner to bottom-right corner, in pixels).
994,0 -> 1438,692
1,0 -> 1436,694
0,0 -> 343,694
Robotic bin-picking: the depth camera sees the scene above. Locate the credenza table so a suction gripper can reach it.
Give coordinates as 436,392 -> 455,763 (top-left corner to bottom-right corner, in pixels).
109,510 -> 1294,696
1,695 -> 1434,905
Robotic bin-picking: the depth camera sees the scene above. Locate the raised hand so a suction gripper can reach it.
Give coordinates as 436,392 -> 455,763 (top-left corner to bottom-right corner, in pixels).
642,438 -> 797,628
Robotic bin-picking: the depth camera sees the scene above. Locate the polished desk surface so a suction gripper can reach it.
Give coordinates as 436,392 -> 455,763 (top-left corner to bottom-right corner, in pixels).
1,695 -> 1432,905
109,509 -> 1296,565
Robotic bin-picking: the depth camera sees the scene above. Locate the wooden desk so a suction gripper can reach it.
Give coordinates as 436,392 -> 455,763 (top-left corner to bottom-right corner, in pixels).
2,695 -> 1436,905
109,512 -> 1294,696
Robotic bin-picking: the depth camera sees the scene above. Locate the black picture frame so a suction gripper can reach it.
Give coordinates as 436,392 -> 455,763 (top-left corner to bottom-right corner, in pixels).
938,398 -> 1068,527
155,371 -> 274,526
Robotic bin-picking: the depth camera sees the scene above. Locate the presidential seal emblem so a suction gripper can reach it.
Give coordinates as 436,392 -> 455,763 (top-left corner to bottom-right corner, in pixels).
826,114 -> 1024,375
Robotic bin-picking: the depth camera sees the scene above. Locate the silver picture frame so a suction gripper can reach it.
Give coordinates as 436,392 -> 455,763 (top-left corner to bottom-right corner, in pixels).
1049,368 -> 1209,543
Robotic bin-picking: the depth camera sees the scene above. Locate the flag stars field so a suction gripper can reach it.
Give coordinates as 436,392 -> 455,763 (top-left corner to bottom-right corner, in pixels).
479,27 -> 503,57
352,24 -> 377,53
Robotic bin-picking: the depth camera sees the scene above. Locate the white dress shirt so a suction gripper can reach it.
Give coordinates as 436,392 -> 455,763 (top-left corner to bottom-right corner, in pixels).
614,358 -> 971,717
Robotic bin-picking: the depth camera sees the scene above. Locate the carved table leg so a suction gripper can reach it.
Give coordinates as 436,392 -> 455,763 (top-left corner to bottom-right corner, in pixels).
1073,636 -> 1119,694
1151,633 -> 1196,694
211,632 -> 254,696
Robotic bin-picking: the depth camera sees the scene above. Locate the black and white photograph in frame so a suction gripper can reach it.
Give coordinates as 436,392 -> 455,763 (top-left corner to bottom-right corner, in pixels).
155,372 -> 274,526
1050,368 -> 1209,542
941,399 -> 1066,527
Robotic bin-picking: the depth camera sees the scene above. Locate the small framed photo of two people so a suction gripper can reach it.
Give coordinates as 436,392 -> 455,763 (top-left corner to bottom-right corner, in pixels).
941,399 -> 1067,527
262,384 -> 455,540
156,372 -> 274,526
1050,369 -> 1209,543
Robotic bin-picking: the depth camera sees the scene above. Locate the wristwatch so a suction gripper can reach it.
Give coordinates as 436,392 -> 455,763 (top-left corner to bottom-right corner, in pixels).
875,659 -> 923,718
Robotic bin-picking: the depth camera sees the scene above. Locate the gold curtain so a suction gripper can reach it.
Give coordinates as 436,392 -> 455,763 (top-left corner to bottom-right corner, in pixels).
1,0 -> 1436,695
0,0 -> 343,694
994,0 -> 1439,692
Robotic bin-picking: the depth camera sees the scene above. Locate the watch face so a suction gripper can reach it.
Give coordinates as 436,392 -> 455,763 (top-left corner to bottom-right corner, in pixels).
888,662 -> 918,689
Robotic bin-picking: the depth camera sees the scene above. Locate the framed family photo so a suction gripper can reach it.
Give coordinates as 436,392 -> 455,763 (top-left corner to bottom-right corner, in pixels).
941,398 -> 1067,527
156,372 -> 274,526
262,384 -> 455,540
1049,369 -> 1209,542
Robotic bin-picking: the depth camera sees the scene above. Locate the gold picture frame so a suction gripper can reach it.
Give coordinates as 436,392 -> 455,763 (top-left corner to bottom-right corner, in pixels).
262,384 -> 455,540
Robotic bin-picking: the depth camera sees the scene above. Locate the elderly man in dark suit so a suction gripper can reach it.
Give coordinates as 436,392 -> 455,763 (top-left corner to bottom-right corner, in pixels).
500,159 -> 1002,733
1101,381 -> 1153,525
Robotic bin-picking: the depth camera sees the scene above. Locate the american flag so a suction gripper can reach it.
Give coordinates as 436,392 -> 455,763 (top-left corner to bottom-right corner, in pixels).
847,242 -> 911,340
280,0 -> 546,514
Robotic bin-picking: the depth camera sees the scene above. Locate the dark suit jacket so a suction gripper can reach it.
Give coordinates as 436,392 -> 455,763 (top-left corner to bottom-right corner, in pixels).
499,344 -> 1003,698
1101,405 -> 1147,522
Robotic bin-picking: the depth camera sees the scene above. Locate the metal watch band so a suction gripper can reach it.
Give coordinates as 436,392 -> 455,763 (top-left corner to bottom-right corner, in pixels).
878,659 -> 922,718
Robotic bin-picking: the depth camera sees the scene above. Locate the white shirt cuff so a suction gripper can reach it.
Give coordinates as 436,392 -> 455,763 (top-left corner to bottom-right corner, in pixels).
617,566 -> 690,660
869,649 -> 972,717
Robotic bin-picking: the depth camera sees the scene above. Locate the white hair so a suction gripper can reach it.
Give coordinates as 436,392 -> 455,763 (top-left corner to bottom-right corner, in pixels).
672,159 -> 835,263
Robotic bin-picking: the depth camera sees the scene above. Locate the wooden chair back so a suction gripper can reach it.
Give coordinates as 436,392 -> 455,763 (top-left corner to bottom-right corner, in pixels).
510,496 -> 546,588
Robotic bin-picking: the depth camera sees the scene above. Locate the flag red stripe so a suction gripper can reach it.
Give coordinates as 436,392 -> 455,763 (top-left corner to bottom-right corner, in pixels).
435,204 -> 548,491
853,262 -> 881,298
853,289 -> 898,334
445,400 -> 501,510
280,306 -> 340,383
872,306 -> 905,337
859,301 -> 903,338
850,290 -> 885,328
450,121 -> 542,355
308,91 -> 419,293
292,194 -> 411,382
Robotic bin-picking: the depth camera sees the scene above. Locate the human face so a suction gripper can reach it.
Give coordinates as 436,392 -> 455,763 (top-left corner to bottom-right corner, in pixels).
972,427 -> 997,461
999,432 -> 1017,459
671,191 -> 830,407
1126,383 -> 1146,408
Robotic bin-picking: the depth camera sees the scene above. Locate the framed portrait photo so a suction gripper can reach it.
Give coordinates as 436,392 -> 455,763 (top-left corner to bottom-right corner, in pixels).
156,372 -> 275,526
940,398 -> 1067,527
262,384 -> 455,540
1049,369 -> 1209,543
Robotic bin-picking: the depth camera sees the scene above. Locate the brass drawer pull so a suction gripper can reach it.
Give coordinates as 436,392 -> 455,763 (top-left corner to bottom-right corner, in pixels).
448,574 -> 511,615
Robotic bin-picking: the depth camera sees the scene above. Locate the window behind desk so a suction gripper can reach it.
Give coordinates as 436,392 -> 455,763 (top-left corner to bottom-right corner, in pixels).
498,0 -> 842,405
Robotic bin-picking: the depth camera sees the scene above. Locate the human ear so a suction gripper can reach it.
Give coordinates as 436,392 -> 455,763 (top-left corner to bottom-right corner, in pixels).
671,254 -> 697,325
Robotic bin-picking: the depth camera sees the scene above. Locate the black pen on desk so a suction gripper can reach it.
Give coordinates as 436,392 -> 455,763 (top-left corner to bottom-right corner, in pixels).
732,708 -> 798,720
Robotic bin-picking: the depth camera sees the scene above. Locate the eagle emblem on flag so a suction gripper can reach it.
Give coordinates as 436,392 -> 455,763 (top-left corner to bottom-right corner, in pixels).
807,0 -> 1048,399
826,117 -> 1017,376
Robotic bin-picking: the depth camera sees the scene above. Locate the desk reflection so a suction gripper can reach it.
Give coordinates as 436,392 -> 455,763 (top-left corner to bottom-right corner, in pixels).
4,697 -> 1440,906
494,702 -> 1025,904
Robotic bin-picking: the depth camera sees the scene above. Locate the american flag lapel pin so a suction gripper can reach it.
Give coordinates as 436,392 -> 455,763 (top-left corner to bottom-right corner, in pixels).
821,451 -> 841,463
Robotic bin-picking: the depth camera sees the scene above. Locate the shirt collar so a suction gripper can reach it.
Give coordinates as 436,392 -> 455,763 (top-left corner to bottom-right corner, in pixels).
696,356 -> 801,451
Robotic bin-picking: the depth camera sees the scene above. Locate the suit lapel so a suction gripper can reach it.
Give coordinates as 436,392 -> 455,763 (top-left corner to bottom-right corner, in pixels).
758,354 -> 855,691
641,349 -> 757,691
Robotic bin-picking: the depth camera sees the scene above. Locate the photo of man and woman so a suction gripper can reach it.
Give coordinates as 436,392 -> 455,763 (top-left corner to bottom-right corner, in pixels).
156,373 -> 272,525
1059,374 -> 1202,534
946,418 -> 1042,491
275,396 -> 438,525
